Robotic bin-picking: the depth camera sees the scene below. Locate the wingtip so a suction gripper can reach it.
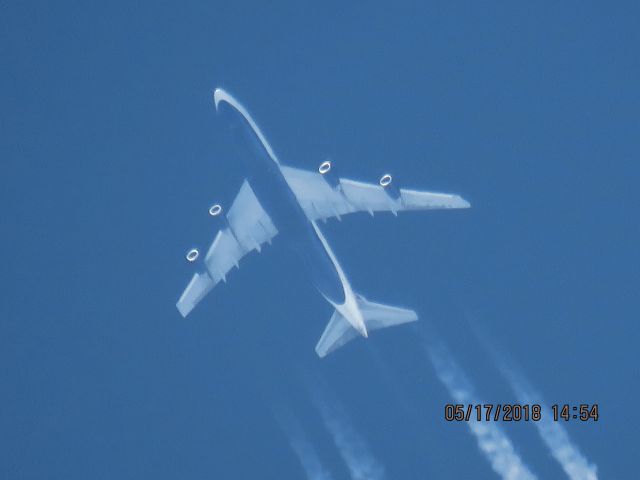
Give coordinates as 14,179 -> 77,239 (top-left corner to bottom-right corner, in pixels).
457,196 -> 471,208
176,301 -> 191,318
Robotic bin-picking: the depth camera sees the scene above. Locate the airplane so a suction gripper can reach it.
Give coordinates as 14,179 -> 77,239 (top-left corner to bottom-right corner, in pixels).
177,88 -> 470,357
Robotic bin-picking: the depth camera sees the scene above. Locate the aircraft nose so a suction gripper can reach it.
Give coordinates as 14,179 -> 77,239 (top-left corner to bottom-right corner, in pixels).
213,89 -> 244,132
213,88 -> 227,110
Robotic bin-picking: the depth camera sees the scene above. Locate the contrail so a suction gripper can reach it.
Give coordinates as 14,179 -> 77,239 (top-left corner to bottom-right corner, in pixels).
273,406 -> 335,480
469,323 -> 599,480
426,341 -> 538,480
496,364 -> 598,480
308,387 -> 385,480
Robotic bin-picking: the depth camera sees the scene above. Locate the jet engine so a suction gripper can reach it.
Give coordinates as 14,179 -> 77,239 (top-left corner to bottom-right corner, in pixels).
379,173 -> 401,199
318,160 -> 331,174
208,203 -> 223,216
319,160 -> 340,188
183,203 -> 224,263
186,248 -> 199,262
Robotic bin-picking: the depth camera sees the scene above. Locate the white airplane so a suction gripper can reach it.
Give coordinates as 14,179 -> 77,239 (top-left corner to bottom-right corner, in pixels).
177,88 -> 470,357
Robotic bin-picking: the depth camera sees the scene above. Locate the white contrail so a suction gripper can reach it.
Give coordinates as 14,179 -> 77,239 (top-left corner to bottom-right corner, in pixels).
498,366 -> 598,480
310,391 -> 385,480
427,342 -> 538,480
469,322 -> 599,480
273,407 -> 335,480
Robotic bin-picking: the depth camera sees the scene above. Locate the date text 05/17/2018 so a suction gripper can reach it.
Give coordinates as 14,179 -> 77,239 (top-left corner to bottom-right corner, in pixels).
444,404 -> 599,422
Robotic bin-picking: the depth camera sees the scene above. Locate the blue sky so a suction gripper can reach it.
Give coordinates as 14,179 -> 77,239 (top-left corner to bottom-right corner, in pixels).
1,1 -> 638,478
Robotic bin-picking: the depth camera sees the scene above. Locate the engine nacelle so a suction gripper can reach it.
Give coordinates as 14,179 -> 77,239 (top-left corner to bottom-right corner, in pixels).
318,160 -> 331,174
319,160 -> 340,188
208,203 -> 223,216
379,173 -> 401,199
186,248 -> 200,262
187,203 -> 225,264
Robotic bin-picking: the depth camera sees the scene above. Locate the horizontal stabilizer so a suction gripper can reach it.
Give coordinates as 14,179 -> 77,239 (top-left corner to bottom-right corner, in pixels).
315,296 -> 418,357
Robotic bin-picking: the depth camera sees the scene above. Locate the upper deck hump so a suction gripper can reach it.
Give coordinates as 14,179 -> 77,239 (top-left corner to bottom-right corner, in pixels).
213,88 -> 280,165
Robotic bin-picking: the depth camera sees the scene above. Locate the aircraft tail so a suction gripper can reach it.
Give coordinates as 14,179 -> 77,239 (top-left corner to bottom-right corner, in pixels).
315,295 -> 418,358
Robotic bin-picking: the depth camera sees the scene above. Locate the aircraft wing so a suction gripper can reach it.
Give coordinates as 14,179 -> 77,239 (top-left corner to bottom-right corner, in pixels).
176,180 -> 278,317
280,165 -> 470,221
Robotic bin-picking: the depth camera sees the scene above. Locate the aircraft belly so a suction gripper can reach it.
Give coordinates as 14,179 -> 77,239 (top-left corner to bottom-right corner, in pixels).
296,228 -> 346,305
250,170 -> 346,306
216,89 -> 346,307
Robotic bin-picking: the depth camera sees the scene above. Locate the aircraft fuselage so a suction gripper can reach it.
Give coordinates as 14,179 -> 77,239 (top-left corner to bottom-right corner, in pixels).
214,90 -> 363,329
